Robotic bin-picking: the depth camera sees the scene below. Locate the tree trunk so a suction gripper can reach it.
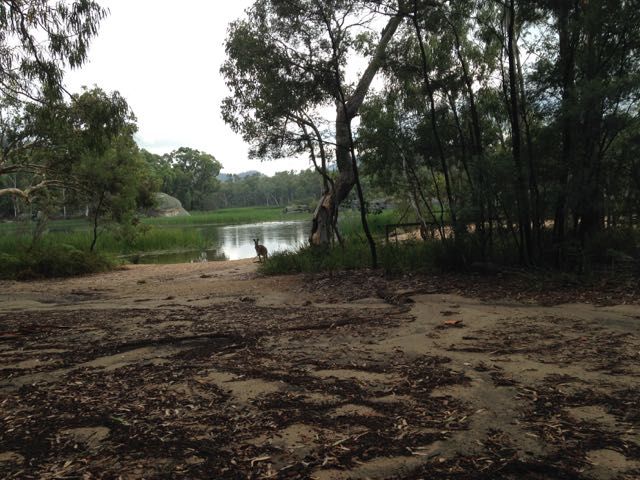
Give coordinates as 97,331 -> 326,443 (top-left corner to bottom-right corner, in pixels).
576,9 -> 605,242
12,175 -> 18,218
412,14 -> 459,236
90,193 -> 105,252
516,39 -> 541,259
309,13 -> 402,245
506,0 -> 532,264
401,153 -> 430,239
553,1 -> 579,256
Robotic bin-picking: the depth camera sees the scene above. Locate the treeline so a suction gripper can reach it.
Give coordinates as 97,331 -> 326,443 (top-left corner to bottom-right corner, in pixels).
214,170 -> 324,209
357,0 -> 640,266
140,148 -> 222,212
140,148 -> 325,210
223,0 -> 640,267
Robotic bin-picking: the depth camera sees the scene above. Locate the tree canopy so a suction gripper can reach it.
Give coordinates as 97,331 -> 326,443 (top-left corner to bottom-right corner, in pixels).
142,147 -> 222,211
0,0 -> 107,100
222,0 -> 405,254
0,0 -> 108,204
224,0 -> 640,267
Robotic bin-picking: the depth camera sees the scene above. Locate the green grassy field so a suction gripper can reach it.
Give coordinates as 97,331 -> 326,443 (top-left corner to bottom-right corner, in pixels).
144,206 -> 310,226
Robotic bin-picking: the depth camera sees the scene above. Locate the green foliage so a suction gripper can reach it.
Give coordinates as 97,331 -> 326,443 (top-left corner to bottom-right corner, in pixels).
0,1 -> 109,214
147,206 -> 309,226
0,207 -> 302,268
584,229 -> 640,263
259,243 -> 370,275
142,147 -> 221,211
351,0 -> 640,267
59,87 -> 159,251
220,0 -> 333,161
259,237 -> 482,275
213,170 -> 324,210
337,210 -> 403,238
0,0 -> 107,99
0,245 -> 113,280
0,225 -> 207,258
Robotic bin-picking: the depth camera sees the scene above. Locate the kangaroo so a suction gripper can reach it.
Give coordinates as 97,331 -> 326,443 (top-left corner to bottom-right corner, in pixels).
253,238 -> 268,262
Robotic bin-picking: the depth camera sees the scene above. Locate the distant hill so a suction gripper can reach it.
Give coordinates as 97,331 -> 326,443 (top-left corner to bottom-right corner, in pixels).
218,171 -> 263,182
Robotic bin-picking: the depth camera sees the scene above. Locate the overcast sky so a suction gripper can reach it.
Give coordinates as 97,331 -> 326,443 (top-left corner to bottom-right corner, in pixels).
64,0 -> 306,176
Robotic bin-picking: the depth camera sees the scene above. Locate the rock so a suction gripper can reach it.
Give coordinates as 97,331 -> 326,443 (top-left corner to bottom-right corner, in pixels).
147,193 -> 190,217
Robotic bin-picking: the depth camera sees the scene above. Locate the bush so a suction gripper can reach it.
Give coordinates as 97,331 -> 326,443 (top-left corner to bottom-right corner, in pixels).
0,245 -> 115,280
584,228 -> 639,262
259,243 -> 370,275
260,238 -> 476,275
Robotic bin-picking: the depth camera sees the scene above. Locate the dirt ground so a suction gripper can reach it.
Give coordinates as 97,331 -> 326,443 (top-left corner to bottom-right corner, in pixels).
0,260 -> 639,479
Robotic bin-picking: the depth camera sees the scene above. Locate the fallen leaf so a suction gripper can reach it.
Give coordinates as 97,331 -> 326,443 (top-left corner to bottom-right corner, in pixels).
444,319 -> 464,326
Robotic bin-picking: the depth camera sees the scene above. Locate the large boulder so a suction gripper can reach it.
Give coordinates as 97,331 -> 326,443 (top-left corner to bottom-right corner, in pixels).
148,193 -> 190,217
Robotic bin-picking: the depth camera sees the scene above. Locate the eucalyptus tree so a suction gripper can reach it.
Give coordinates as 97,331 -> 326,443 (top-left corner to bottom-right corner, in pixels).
366,1 -> 491,242
0,0 -> 107,202
358,92 -> 448,240
162,147 -> 222,211
222,0 -> 407,264
0,0 -> 106,100
524,0 -> 640,253
63,87 -> 155,251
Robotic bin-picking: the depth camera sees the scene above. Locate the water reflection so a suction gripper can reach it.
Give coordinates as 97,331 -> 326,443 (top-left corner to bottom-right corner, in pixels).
218,220 -> 309,260
128,220 -> 310,264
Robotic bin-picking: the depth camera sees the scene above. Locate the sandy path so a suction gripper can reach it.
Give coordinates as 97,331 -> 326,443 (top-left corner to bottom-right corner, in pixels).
0,261 -> 638,479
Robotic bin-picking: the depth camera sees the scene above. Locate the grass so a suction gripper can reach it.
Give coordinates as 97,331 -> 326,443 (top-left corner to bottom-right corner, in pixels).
0,206 -> 310,255
261,223 -> 640,276
0,205 -> 317,278
0,227 -> 208,255
260,239 -> 462,275
0,244 -> 114,280
145,206 -> 309,226
259,209 -> 441,275
336,210 -> 410,239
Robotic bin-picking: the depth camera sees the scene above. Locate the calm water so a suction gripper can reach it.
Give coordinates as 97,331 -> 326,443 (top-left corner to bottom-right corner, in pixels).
127,220 -> 310,264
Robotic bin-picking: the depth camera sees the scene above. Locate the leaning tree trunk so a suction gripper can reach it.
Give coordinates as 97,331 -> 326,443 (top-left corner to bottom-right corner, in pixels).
310,105 -> 355,245
310,13 -> 403,245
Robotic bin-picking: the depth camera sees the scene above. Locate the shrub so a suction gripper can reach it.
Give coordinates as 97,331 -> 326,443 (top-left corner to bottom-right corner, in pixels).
260,238 -> 474,275
0,245 -> 115,280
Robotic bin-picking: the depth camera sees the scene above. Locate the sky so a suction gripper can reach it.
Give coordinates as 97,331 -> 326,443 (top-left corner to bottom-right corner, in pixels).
64,0 -> 306,176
